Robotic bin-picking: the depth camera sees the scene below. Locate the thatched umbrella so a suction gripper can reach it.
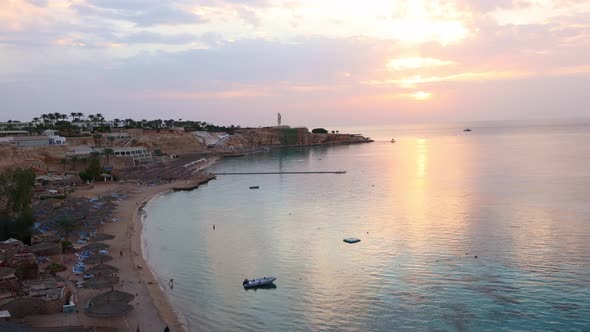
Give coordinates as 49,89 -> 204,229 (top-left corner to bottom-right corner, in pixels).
91,233 -> 115,242
82,242 -> 110,251
91,290 -> 135,305
85,302 -> 133,317
85,276 -> 119,289
83,254 -> 113,264
85,263 -> 119,275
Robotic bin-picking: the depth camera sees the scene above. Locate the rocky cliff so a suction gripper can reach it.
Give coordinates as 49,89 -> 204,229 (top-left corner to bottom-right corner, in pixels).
216,127 -> 372,151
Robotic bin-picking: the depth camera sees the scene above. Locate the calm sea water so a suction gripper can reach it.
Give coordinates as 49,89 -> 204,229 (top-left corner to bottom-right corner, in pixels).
143,121 -> 590,332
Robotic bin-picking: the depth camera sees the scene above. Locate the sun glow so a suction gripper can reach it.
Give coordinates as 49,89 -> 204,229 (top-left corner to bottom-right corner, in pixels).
387,57 -> 455,71
412,91 -> 432,100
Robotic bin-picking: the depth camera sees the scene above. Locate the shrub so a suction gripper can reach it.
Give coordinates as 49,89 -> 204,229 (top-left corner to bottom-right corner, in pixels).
48,263 -> 66,273
312,128 -> 328,134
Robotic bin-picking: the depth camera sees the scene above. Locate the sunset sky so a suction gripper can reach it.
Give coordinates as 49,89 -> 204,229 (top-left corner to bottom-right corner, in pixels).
1,0 -> 589,127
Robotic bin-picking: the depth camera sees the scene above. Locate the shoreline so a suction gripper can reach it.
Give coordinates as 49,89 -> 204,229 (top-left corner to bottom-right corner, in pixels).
126,159 -> 220,331
126,182 -> 187,331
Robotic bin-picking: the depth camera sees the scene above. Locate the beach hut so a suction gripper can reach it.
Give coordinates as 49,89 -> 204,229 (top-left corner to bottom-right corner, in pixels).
100,173 -> 113,182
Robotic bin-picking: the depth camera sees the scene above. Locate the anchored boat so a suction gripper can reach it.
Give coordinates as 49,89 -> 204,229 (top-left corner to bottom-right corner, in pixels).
243,276 -> 276,289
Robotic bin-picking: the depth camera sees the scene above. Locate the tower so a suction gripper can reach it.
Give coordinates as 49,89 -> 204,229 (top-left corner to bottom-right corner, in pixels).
277,113 -> 282,127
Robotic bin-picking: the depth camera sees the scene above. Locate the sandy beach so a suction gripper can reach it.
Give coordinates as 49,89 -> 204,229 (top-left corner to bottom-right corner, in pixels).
18,156 -> 218,331
23,181 -> 188,331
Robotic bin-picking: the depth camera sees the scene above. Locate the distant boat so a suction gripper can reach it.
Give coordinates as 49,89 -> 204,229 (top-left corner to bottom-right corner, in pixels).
390,138 -> 396,143
243,276 -> 276,289
343,237 -> 361,244
464,128 -> 472,132
249,186 -> 259,189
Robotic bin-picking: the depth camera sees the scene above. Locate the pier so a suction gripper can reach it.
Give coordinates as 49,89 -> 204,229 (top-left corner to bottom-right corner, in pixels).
213,171 -> 347,175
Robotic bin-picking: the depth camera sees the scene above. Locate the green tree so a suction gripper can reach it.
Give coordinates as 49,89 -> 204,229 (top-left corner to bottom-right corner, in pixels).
103,148 -> 114,166
60,158 -> 67,173
93,134 -> 102,147
57,217 -> 78,241
0,168 -> 36,241
312,128 -> 328,134
71,155 -> 78,171
83,153 -> 102,181
0,168 -> 36,215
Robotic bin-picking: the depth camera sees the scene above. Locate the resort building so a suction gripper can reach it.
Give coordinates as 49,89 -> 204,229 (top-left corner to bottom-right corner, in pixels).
113,147 -> 153,167
0,122 -> 29,130
104,132 -> 131,140
0,130 -> 66,147
66,146 -> 94,158
43,130 -> 67,145
0,131 -> 29,137
10,136 -> 51,147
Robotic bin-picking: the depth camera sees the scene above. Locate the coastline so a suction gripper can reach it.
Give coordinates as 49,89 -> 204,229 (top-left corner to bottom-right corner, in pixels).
124,182 -> 187,331
123,159 -> 220,331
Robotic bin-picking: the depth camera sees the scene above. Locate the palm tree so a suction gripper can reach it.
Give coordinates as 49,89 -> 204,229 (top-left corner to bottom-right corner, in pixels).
114,118 -> 121,127
93,134 -> 102,147
57,217 -> 78,241
70,112 -> 77,121
41,114 -> 48,124
71,155 -> 78,171
103,148 -> 114,166
33,117 -> 40,126
60,158 -> 67,173
96,113 -> 104,126
77,112 -> 84,121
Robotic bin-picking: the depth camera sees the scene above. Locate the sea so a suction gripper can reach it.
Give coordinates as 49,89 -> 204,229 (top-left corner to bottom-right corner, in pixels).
143,120 -> 590,332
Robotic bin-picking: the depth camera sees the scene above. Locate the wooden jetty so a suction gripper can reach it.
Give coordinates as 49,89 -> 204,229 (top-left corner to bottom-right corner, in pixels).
214,171 -> 347,175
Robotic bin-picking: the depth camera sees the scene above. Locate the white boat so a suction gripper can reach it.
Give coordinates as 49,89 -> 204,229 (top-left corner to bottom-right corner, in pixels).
243,276 -> 276,289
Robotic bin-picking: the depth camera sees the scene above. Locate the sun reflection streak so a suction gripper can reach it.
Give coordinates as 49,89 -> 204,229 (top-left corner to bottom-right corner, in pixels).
416,138 -> 428,178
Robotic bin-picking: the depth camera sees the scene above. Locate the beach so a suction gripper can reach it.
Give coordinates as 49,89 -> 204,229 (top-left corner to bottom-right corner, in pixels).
22,181 -> 188,331
21,150 -> 218,331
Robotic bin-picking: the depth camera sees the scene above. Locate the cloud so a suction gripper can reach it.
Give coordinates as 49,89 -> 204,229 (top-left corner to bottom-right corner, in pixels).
1,0 -> 590,125
24,0 -> 48,7
72,0 -> 207,26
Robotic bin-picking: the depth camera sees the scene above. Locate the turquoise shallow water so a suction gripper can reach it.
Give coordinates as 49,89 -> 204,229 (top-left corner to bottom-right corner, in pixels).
144,123 -> 590,331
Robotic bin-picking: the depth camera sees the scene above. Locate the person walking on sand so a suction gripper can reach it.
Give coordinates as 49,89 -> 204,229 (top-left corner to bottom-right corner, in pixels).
169,278 -> 174,289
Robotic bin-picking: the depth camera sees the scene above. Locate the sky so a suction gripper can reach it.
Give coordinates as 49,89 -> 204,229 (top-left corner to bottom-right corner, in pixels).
1,0 -> 589,127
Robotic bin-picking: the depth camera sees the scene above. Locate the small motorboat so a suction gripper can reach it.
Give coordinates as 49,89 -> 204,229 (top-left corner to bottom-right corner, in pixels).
343,237 -> 361,244
249,186 -> 259,189
463,128 -> 472,132
243,276 -> 276,289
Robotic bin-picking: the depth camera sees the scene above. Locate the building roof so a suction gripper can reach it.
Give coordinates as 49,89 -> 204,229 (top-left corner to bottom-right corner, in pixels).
0,131 -> 29,134
12,136 -> 49,141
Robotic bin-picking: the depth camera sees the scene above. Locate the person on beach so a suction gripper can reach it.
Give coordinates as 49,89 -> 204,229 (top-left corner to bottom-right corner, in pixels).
164,326 -> 170,332
169,278 -> 174,289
